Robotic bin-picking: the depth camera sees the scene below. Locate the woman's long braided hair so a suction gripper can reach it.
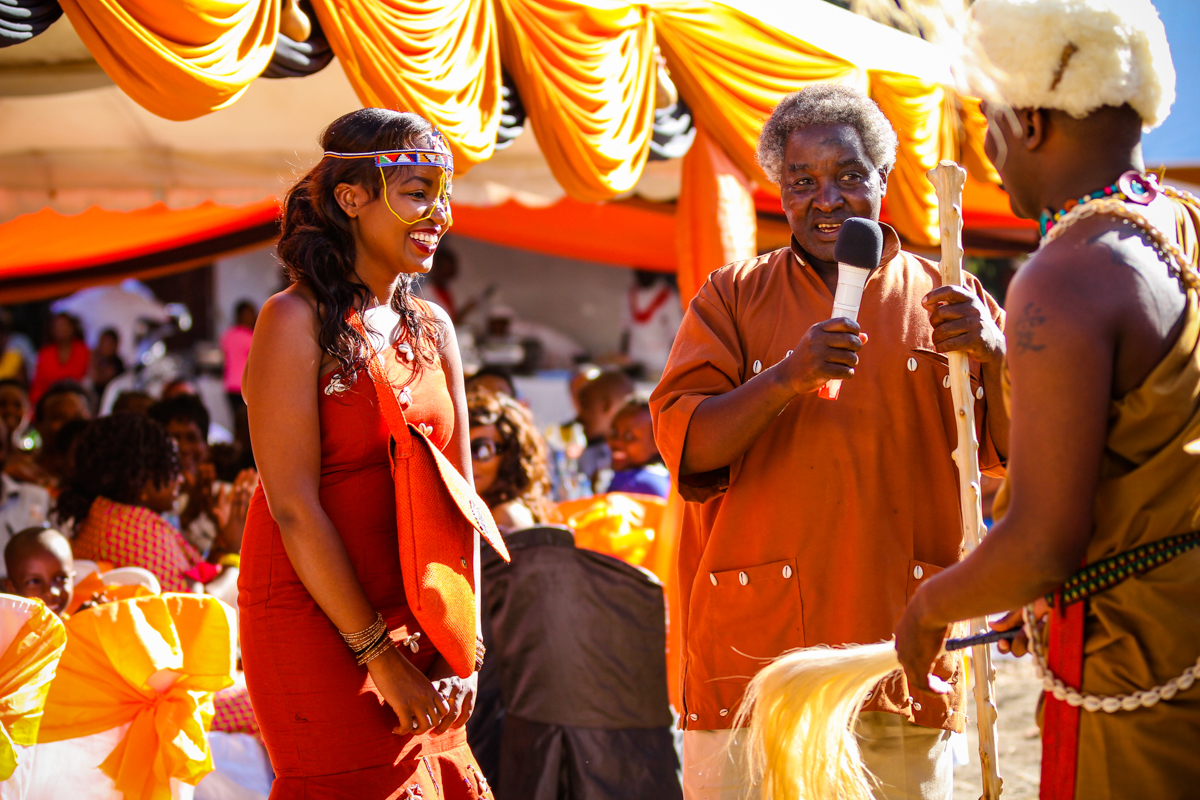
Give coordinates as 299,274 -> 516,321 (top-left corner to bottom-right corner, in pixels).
278,108 -> 445,378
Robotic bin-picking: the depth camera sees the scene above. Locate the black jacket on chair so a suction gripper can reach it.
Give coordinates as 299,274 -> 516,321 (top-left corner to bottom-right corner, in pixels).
468,525 -> 681,800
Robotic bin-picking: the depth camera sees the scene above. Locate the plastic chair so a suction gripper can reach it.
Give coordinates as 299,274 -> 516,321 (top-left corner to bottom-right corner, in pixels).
26,594 -> 236,800
71,561 -> 98,585
0,594 -> 67,800
98,567 -> 162,595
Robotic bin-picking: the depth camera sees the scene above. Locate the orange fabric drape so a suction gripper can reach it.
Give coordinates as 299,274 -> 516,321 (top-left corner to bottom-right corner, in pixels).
57,0 -> 277,121
651,1 -> 863,187
451,196 -> 676,270
675,125 -> 756,304
869,71 -> 955,248
559,492 -> 668,580
497,0 -> 657,201
310,0 -> 502,175
0,199 -> 280,278
0,198 -> 281,304
958,94 -> 1002,186
40,594 -> 237,800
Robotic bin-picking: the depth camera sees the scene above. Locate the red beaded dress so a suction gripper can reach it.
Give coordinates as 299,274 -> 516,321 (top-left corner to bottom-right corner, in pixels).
239,323 -> 490,799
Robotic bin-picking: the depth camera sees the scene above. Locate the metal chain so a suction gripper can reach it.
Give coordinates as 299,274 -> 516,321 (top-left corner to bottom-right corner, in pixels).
1022,605 -> 1200,713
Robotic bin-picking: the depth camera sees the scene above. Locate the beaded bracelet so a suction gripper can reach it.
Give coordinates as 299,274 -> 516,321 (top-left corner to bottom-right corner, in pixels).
475,638 -> 486,672
340,612 -> 386,651
356,629 -> 396,666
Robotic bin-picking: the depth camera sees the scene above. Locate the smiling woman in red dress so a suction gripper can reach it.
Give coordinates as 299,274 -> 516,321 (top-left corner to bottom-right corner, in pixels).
239,109 -> 490,799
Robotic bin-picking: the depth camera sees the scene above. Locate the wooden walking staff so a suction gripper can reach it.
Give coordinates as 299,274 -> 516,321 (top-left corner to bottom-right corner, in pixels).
927,160 -> 1003,800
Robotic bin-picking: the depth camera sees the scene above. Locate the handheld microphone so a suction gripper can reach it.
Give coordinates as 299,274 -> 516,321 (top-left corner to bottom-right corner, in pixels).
818,217 -> 884,400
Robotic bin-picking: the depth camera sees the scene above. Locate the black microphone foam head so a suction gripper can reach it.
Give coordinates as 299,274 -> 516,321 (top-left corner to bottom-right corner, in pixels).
833,217 -> 884,271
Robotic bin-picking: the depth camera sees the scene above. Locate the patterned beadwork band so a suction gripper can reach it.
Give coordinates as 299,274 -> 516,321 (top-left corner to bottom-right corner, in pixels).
323,148 -> 454,174
1052,529 -> 1200,607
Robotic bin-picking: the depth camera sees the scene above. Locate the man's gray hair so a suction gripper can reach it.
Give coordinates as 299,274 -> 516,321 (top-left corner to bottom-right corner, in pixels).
757,85 -> 899,185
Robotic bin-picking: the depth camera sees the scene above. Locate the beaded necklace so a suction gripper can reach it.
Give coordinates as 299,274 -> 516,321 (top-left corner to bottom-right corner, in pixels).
1038,176 -> 1200,293
1026,181 -> 1200,716
1038,170 -> 1158,237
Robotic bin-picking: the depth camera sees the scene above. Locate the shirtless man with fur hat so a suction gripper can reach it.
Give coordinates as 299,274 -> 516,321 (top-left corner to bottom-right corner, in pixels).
896,1 -> 1200,797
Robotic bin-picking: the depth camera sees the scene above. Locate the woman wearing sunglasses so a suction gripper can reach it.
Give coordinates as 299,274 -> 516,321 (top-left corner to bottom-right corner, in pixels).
466,388 -> 555,534
238,108 -> 492,798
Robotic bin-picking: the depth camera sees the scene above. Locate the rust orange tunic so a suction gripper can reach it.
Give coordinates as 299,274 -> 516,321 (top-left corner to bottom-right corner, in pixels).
239,335 -> 489,799
650,227 -> 1004,732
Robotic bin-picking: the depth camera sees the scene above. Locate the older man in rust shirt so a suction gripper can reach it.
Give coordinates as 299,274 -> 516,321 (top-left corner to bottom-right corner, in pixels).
650,85 -> 1009,800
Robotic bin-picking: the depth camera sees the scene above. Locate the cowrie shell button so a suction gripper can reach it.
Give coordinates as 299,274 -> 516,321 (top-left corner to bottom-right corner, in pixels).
976,386 -> 985,400
709,573 -> 718,586
907,357 -> 918,372
786,350 -> 794,358
752,360 -> 762,374
689,713 -> 698,721
912,702 -> 923,711
782,565 -> 793,579
719,709 -> 729,717
913,565 -> 924,579
943,375 -> 951,388
738,571 -> 749,586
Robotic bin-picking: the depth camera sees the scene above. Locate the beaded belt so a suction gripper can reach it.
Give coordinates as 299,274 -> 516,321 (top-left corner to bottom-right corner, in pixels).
1030,529 -> 1200,715
1051,529 -> 1200,608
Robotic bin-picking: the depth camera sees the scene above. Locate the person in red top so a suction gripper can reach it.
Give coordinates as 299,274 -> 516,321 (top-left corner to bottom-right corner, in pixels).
240,108 -> 490,798
31,313 -> 89,404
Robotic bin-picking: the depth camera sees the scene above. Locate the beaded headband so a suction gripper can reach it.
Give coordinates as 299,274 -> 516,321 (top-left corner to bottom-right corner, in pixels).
321,130 -> 454,227
322,148 -> 454,174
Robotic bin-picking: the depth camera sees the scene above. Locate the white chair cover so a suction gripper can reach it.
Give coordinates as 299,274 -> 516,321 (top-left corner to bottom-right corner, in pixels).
20,723 -> 193,800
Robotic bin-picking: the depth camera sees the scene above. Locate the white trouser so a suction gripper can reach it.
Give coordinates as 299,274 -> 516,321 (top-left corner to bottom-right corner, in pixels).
681,712 -> 952,800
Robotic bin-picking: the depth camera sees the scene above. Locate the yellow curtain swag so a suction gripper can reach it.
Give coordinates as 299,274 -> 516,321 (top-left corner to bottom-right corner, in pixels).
311,0 -> 503,175
651,1 -> 864,188
498,0 -> 658,202
39,594 -> 237,800
869,71 -> 950,249
58,0 -> 279,122
49,0 -> 1001,248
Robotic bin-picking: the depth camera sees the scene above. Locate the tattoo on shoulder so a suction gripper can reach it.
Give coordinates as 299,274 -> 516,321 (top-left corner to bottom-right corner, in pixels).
1014,302 -> 1046,354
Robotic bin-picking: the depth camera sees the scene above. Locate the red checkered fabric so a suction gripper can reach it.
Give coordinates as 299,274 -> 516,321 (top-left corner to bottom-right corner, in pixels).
72,497 -> 201,593
213,684 -> 260,738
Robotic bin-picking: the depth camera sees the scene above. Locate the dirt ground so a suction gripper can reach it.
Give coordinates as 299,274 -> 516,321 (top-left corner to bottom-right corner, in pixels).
952,654 -> 1044,800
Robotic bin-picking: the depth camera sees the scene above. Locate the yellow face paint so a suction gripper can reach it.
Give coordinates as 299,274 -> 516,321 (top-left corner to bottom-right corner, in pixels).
323,138 -> 455,229
378,165 -> 453,228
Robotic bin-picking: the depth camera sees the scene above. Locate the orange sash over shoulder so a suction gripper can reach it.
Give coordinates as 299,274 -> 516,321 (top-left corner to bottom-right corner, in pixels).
350,310 -> 509,678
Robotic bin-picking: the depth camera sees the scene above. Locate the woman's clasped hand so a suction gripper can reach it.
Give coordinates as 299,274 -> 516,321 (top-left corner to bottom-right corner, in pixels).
368,646 -> 459,735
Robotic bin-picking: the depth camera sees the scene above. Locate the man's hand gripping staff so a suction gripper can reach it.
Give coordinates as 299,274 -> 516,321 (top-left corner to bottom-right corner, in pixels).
914,160 -> 1004,799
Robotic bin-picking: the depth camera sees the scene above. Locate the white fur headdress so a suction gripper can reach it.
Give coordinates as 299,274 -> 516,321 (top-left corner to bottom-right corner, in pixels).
964,0 -> 1176,131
